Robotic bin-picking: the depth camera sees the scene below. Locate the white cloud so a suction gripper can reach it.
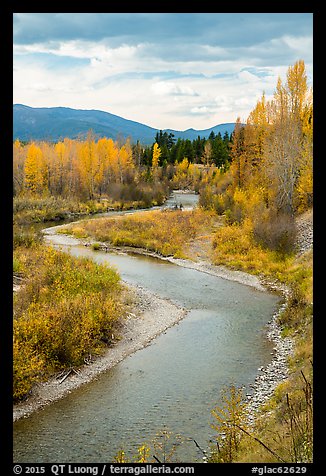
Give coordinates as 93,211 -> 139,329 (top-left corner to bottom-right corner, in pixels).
13,15 -> 313,131
190,106 -> 215,115
151,81 -> 198,96
238,70 -> 260,82
272,35 -> 313,54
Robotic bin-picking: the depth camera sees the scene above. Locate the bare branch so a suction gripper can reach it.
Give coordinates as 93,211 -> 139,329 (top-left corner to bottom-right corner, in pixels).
234,424 -> 287,463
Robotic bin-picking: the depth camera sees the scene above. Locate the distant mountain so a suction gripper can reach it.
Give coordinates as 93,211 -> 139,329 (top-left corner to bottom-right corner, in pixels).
13,104 -> 236,145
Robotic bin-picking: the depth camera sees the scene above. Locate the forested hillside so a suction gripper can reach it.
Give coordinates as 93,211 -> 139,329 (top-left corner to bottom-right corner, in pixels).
13,103 -> 235,145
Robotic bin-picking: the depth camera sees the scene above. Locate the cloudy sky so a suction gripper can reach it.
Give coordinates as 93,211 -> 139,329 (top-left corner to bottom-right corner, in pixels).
13,13 -> 313,131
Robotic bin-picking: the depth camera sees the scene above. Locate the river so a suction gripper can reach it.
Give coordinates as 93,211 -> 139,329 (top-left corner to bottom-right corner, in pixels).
13,192 -> 280,463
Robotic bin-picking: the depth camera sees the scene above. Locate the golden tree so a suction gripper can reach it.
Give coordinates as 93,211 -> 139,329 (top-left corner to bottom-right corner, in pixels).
230,117 -> 246,189
211,385 -> 247,462
77,133 -> 97,199
118,139 -> 135,183
13,139 -> 25,195
24,142 -> 48,194
263,60 -> 312,214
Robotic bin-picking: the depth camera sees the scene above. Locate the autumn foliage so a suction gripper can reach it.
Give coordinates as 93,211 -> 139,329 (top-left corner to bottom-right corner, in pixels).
63,208 -> 214,258
13,245 -> 126,401
13,134 -> 169,216
13,60 -> 313,461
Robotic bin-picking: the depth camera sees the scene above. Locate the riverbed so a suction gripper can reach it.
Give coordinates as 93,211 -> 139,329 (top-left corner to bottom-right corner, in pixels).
13,193 -> 282,463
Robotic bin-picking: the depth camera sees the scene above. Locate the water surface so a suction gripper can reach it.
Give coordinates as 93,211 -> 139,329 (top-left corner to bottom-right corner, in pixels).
14,244 -> 279,462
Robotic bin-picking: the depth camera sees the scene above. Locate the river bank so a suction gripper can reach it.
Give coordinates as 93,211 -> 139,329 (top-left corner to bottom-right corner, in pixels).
13,283 -> 187,421
14,209 -> 311,427
14,234 -> 290,426
43,219 -> 268,292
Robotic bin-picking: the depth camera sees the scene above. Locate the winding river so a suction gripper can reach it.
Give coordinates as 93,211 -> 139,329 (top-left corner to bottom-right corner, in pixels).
13,193 -> 280,463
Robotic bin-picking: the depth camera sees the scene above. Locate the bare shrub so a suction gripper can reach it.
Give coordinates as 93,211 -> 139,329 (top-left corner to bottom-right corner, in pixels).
253,210 -> 297,254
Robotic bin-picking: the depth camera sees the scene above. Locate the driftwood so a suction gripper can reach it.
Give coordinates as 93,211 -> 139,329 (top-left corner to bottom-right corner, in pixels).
235,424 -> 286,463
13,274 -> 24,285
58,369 -> 72,384
58,368 -> 81,384
84,354 -> 92,365
193,439 -> 207,457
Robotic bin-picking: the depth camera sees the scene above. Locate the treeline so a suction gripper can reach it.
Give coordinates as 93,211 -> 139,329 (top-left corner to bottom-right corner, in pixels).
13,132 -> 232,218
141,129 -> 231,167
13,136 -> 168,206
13,132 -> 231,199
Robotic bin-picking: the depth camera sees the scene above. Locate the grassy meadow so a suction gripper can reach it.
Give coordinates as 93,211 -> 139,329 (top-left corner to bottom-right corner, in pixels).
59,208 -> 215,259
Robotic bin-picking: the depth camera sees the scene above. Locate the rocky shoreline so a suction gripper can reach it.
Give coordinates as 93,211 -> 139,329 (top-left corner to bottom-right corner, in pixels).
67,237 -> 297,432
13,244 -> 291,425
13,283 -> 188,421
245,301 -> 294,426
14,209 -> 312,424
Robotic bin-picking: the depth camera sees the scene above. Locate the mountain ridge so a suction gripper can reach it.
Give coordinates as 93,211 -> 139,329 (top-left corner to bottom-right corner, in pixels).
13,104 -> 236,145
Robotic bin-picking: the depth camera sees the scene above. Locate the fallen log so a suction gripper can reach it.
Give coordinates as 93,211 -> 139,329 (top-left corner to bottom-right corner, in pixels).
58,369 -> 72,384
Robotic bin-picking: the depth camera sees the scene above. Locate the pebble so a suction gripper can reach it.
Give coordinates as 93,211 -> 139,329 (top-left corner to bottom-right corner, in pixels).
295,209 -> 313,255
244,209 -> 312,425
244,302 -> 294,427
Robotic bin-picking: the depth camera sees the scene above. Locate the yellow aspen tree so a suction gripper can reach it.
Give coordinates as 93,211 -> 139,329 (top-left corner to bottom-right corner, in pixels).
13,139 -> 25,195
172,158 -> 189,189
63,138 -> 79,197
272,77 -> 289,126
39,141 -> 55,196
237,94 -> 271,194
152,142 -> 161,168
286,59 -> 308,121
301,88 -> 313,137
118,139 -> 134,184
230,117 -> 246,189
151,142 -> 161,181
264,60 -> 311,214
187,162 -> 201,189
295,89 -> 313,212
77,134 -> 97,199
247,92 -> 269,162
24,142 -> 48,195
95,138 -> 111,196
106,138 -> 120,183
54,141 -> 67,195
295,160 -> 313,212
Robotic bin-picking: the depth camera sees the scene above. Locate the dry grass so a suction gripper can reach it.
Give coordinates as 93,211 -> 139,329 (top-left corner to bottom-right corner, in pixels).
211,219 -> 294,279
13,244 -> 126,401
63,208 -> 215,258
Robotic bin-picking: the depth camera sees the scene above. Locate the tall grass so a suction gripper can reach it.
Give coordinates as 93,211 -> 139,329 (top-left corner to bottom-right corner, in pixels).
13,195 -> 111,225
210,216 -> 313,463
13,244 -> 126,401
13,186 -> 169,225
211,218 -> 294,279
62,209 -> 214,258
